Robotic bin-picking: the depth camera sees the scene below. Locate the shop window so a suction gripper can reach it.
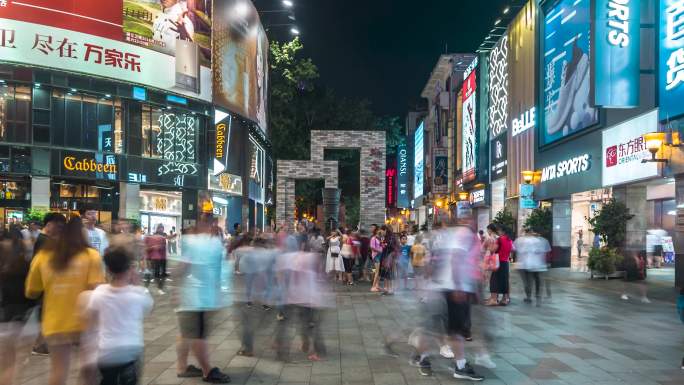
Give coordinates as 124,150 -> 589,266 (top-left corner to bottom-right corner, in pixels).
51,90 -> 65,146
82,96 -> 98,151
0,84 -> 31,144
32,148 -> 50,176
11,147 -> 30,174
0,180 -> 29,201
0,146 -> 9,173
140,106 -> 198,163
127,102 -> 142,156
65,93 -> 82,148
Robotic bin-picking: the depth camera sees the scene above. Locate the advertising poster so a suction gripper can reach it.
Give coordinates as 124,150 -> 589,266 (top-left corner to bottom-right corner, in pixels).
541,0 -> 598,145
212,0 -> 269,133
0,0 -> 211,101
659,0 -> 684,120
433,147 -> 448,194
594,0 -> 640,107
602,110 -> 659,187
414,122 -> 424,199
397,142 -> 410,208
462,69 -> 477,182
488,35 -> 508,140
386,167 -> 396,207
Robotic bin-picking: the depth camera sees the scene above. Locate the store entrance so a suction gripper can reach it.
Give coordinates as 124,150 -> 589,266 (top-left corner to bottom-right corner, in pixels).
571,189 -> 611,272
139,190 -> 182,235
50,180 -> 115,230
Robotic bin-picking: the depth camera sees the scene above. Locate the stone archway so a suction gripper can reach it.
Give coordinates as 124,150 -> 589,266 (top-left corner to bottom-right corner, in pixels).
276,130 -> 386,228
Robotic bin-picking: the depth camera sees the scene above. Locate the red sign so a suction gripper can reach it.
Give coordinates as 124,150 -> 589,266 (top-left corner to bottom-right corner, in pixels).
0,1 -> 123,40
386,168 -> 396,207
605,145 -> 618,168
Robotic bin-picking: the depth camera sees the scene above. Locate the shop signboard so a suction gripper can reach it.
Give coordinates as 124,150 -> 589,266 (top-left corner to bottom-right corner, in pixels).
433,147 -> 448,194
462,64 -> 477,182
397,142 -> 409,208
414,122 -> 424,198
490,135 -> 507,181
208,172 -> 243,196
541,0 -> 598,145
386,167 -> 397,207
58,150 -> 118,180
456,200 -> 473,219
488,35 -> 509,140
470,188 -> 486,207
602,110 -> 659,187
594,0 -> 640,107
0,1 -> 211,102
659,0 -> 684,120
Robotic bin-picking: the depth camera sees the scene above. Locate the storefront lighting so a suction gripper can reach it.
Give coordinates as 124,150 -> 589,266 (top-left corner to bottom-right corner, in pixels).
666,131 -> 682,147
503,6 -> 510,14
494,18 -> 501,25
70,88 -> 77,92
522,170 -> 535,184
458,191 -> 469,201
283,0 -> 294,7
34,83 -> 40,88
212,196 -> 228,205
435,199 -> 444,208
290,27 -> 300,35
642,132 -> 668,163
104,94 -> 111,98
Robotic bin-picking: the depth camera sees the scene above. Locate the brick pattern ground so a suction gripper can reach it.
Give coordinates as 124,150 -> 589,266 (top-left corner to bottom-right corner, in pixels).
16,270 -> 684,385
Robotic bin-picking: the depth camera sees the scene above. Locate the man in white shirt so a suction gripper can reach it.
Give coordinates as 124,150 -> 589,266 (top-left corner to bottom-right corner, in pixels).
84,209 -> 109,256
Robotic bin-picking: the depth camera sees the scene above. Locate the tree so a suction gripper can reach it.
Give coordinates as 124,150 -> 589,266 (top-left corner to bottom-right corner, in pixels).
375,115 -> 404,157
587,199 -> 634,248
492,207 -> 516,237
523,207 -> 552,242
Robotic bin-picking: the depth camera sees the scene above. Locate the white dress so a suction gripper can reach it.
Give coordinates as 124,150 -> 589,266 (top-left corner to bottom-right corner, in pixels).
325,237 -> 344,273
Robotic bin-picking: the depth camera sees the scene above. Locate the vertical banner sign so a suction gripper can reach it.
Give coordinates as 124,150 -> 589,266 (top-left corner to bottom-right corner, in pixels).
490,136 -> 508,180
386,168 -> 397,207
660,0 -> 684,120
595,0 -> 640,107
397,142 -> 410,208
414,123 -> 425,198
433,148 -> 448,194
462,66 -> 477,182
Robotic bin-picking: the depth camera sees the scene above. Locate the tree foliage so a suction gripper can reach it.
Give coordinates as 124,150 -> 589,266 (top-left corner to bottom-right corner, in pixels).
523,207 -> 552,242
587,198 -> 634,249
492,208 -> 516,238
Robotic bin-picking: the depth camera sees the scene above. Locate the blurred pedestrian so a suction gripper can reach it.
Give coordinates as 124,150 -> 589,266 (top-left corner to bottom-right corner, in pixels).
358,228 -> 372,282
398,234 -> 411,290
0,225 -> 37,385
484,224 -> 512,306
168,226 -> 178,256
325,230 -> 344,281
340,228 -> 355,285
84,247 -> 153,385
144,224 -> 168,295
307,228 -> 326,276
410,234 -> 428,292
25,215 -> 105,385
621,250 -> 650,303
370,226 -> 384,292
84,209 -> 109,257
514,230 -> 550,306
379,225 -> 399,295
173,214 -> 231,383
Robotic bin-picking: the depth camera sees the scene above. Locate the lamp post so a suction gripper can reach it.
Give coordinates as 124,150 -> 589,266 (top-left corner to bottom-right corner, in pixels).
642,132 -> 668,163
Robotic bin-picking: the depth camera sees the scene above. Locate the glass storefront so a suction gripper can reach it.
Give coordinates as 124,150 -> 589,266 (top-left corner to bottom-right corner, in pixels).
139,190 -> 182,235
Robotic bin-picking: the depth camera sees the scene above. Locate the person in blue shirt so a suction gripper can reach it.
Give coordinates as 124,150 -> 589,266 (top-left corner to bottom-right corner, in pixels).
398,234 -> 412,290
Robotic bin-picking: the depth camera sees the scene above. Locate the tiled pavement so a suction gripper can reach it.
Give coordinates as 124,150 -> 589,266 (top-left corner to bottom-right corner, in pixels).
17,270 -> 684,385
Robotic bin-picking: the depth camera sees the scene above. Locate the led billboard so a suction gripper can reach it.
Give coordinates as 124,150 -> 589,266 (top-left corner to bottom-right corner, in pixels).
489,35 -> 508,140
462,68 -> 477,182
541,0 -> 598,146
414,123 -> 424,199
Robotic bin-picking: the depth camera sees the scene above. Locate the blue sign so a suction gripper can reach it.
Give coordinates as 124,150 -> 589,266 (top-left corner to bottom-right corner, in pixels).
660,0 -> 684,120
541,0 -> 598,145
397,142 -> 410,208
132,86 -> 147,101
594,0 -> 640,107
414,123 -> 424,199
520,184 -> 537,209
166,95 -> 188,105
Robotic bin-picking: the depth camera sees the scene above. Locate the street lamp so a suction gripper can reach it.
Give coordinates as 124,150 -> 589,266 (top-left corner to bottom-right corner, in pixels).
522,170 -> 535,184
642,132 -> 668,163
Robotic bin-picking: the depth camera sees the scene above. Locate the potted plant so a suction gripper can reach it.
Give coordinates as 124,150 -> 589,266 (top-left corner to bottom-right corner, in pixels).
587,199 -> 634,279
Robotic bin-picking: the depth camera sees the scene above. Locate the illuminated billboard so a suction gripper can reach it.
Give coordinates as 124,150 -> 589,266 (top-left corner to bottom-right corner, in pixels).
659,0 -> 684,120
0,0 -> 211,101
212,0 -> 269,134
462,66 -> 477,182
414,123 -> 424,199
541,0 -> 598,146
488,35 -> 508,140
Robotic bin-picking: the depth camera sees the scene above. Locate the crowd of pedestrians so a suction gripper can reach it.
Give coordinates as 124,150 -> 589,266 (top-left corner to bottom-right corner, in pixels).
2,208 -> 675,384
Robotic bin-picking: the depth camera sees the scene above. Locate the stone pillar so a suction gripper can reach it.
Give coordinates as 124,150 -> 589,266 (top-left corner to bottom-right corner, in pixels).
322,188 -> 341,233
276,177 -> 296,227
30,176 -> 50,211
674,175 -> 684,287
118,182 -> 140,221
613,185 -> 648,255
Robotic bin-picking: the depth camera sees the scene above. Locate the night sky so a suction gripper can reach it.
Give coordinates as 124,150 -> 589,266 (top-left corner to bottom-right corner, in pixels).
294,0 -> 510,117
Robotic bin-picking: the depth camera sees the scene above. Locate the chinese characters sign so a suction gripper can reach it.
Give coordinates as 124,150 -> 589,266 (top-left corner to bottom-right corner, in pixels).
602,110 -> 659,186
0,18 -> 211,102
414,123 -> 424,199
462,68 -> 477,182
542,0 -> 598,145
397,142 -> 410,208
386,168 -> 396,207
660,0 -> 684,120
594,0 -> 640,107
433,148 -> 448,194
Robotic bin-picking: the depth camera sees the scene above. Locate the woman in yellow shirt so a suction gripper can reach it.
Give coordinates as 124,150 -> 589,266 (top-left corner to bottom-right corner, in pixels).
25,215 -> 104,385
